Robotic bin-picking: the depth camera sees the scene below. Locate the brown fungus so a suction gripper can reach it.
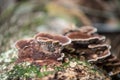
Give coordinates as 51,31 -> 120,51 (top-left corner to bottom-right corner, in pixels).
64,26 -> 97,35
15,38 -> 34,49
15,26 -> 120,77
75,45 -> 111,62
34,33 -> 71,46
65,31 -> 105,45
15,39 -> 40,61
64,27 -> 109,62
87,44 -> 111,62
15,33 -> 71,66
64,26 -> 120,76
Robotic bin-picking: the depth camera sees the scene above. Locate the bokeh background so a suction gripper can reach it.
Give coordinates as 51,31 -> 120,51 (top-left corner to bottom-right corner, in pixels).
0,0 -> 120,59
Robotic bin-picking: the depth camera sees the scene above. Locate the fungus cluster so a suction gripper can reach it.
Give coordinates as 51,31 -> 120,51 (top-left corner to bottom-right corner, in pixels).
63,26 -> 120,76
63,26 -> 109,61
15,26 -> 120,79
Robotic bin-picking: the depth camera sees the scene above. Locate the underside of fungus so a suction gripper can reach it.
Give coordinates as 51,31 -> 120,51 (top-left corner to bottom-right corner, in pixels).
96,55 -> 120,76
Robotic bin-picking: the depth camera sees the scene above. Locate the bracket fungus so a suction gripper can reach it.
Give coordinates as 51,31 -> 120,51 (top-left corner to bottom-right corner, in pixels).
64,26 -> 110,61
63,26 -> 120,76
34,33 -> 71,46
65,29 -> 105,46
15,33 -> 71,66
14,26 -> 120,79
87,44 -> 111,62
